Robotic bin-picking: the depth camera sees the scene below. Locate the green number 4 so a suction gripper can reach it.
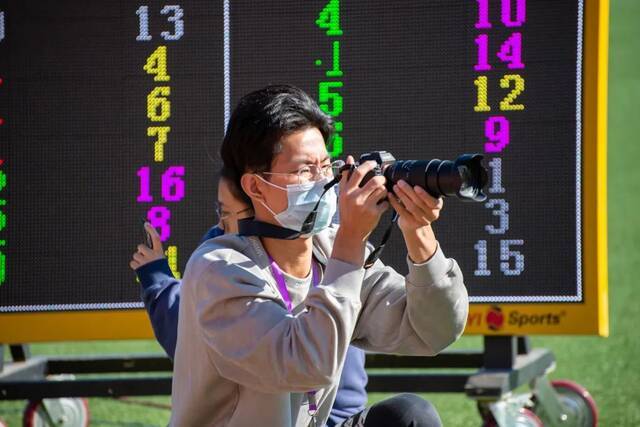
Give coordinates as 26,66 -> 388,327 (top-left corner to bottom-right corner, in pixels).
316,0 -> 343,36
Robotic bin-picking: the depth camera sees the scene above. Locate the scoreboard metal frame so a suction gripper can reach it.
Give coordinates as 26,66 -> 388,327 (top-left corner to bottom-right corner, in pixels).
0,0 -> 609,342
465,0 -> 609,336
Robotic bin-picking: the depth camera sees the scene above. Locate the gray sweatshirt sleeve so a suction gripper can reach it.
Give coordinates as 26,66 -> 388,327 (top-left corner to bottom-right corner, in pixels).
351,244 -> 468,356
192,255 -> 364,394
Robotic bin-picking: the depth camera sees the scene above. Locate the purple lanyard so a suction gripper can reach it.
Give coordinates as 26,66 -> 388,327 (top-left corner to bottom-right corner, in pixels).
268,256 -> 320,312
267,256 -> 321,418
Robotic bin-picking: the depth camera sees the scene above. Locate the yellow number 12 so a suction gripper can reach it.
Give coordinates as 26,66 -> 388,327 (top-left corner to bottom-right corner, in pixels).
474,74 -> 525,112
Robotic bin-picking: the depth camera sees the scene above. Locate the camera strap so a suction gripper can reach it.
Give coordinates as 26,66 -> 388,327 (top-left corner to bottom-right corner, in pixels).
237,217 -> 302,239
239,173 -> 398,269
363,211 -> 398,269
337,164 -> 399,268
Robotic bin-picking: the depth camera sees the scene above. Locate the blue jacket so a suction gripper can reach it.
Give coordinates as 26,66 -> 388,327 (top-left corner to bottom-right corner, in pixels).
135,226 -> 368,425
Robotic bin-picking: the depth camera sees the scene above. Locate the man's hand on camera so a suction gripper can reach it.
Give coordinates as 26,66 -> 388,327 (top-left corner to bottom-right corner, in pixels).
331,156 -> 389,267
129,222 -> 166,270
388,180 -> 442,264
388,180 -> 443,231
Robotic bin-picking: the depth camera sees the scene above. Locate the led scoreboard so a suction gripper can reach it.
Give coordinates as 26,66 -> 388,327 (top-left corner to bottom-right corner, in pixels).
0,0 -> 608,341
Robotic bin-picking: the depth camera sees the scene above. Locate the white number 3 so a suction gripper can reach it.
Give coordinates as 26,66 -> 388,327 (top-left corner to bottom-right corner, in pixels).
161,5 -> 184,41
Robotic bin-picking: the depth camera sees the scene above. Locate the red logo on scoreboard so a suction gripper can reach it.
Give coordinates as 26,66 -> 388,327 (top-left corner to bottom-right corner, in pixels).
486,306 -> 505,331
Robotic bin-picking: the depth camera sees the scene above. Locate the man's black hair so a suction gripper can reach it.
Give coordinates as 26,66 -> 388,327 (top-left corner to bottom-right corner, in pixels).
220,84 -> 335,205
218,165 -> 247,204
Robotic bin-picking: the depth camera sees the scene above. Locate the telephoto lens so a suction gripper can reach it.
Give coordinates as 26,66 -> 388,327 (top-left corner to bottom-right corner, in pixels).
356,151 -> 488,202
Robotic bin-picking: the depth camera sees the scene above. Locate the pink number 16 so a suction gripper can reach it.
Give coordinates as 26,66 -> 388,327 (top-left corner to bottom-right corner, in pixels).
137,165 -> 185,203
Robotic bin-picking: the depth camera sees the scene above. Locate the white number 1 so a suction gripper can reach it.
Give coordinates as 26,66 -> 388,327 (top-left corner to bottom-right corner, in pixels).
0,11 -> 5,43
136,6 -> 152,41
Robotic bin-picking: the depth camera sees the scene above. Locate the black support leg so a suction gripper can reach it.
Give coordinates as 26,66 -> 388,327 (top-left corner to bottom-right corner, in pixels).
483,336 -> 517,369
9,344 -> 30,362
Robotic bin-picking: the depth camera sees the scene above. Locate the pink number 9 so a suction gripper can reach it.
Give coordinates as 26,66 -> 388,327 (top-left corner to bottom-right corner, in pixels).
147,206 -> 171,241
485,116 -> 510,153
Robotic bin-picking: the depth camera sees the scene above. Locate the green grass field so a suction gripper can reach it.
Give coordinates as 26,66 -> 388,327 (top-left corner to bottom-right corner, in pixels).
2,1 -> 639,425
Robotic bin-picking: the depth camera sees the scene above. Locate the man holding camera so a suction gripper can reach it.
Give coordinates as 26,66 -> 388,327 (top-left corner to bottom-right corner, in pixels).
130,172 -> 370,426
170,85 -> 468,427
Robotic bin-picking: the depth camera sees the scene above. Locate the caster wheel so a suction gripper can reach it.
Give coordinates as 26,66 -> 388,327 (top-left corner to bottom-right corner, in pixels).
514,409 -> 544,427
481,408 -> 543,427
551,380 -> 598,427
23,398 -> 90,427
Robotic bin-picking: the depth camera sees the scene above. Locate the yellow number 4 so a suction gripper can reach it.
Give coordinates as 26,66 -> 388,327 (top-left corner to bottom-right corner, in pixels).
144,46 -> 170,82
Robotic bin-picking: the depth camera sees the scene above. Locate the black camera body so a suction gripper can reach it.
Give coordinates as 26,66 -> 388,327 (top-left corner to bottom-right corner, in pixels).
354,151 -> 488,202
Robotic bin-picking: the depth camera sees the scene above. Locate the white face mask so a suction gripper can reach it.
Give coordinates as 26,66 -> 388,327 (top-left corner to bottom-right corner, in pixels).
255,175 -> 337,235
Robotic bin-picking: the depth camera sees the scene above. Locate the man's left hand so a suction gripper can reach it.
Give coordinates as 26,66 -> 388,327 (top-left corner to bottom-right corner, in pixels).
388,180 -> 443,232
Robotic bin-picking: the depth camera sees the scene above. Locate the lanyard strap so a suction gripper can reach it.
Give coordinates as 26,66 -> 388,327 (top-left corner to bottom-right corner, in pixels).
268,256 -> 320,312
267,256 -> 321,420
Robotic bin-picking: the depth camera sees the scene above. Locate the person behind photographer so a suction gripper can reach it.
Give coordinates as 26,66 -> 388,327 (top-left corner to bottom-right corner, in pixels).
129,172 -> 250,358
171,85 -> 468,426
130,173 -> 369,427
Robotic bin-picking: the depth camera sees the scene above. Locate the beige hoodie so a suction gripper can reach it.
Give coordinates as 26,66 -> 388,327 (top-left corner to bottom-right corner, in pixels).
170,225 -> 468,426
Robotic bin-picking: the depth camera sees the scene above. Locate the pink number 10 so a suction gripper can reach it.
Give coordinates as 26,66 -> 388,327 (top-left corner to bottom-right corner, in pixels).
476,0 -> 526,29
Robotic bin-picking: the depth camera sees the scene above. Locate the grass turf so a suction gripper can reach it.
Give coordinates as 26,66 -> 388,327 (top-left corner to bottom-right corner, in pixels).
1,0 -> 639,425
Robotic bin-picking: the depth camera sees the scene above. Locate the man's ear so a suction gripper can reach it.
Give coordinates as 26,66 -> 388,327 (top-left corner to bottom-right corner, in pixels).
240,173 -> 266,204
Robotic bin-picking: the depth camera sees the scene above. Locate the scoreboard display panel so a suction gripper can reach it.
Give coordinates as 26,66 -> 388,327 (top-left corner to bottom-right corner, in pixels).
0,0 -> 608,341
